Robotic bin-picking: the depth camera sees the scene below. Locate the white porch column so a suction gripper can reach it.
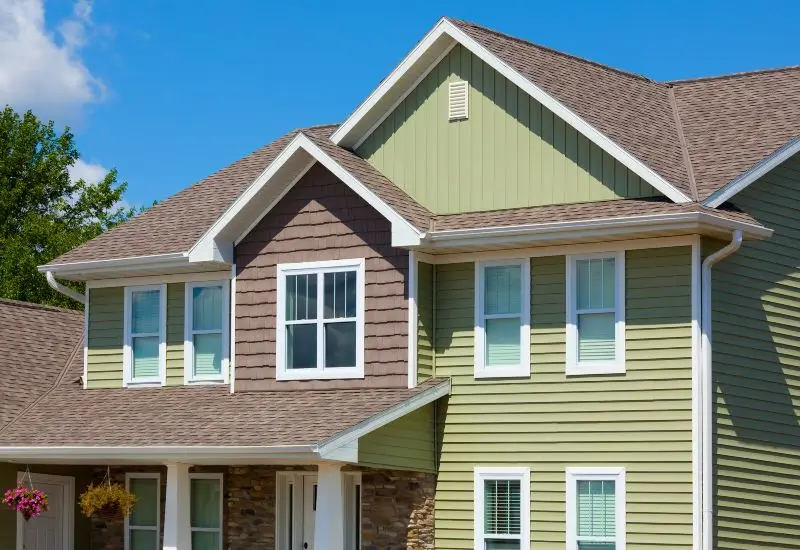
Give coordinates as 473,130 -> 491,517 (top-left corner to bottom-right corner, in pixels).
314,463 -> 344,550
163,462 -> 192,550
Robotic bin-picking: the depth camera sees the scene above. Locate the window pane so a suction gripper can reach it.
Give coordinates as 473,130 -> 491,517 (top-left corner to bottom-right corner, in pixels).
287,324 -> 317,369
192,531 -> 220,550
485,541 -> 521,550
286,274 -> 317,321
129,478 -> 158,527
577,480 -> 616,538
132,336 -> 159,378
132,290 -> 160,334
576,258 -> 615,310
324,321 -> 356,368
191,479 -> 221,529
486,318 -> 521,366
194,333 -> 222,376
130,529 -> 158,550
577,544 -> 615,550
578,313 -> 616,363
484,266 -> 521,315
324,271 -> 357,319
484,479 -> 521,535
192,286 -> 222,331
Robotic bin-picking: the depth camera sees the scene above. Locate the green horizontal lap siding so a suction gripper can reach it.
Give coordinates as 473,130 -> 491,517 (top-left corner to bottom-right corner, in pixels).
418,261 -> 435,381
87,284 -> 185,388
710,153 -> 800,550
166,283 -> 185,386
87,286 -> 124,388
0,463 -> 93,550
434,249 -> 692,549
358,404 -> 436,472
356,44 -> 659,215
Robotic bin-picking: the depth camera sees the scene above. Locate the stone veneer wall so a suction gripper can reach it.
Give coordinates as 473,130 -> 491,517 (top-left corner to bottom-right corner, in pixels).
87,465 -> 434,550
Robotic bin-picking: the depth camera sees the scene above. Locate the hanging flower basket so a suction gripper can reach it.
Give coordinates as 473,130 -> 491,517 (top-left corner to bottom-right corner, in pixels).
3,485 -> 49,521
79,482 -> 137,520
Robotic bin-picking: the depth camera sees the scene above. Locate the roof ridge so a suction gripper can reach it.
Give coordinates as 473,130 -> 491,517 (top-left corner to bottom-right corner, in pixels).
667,65 -> 800,85
0,298 -> 81,315
446,17 -> 659,84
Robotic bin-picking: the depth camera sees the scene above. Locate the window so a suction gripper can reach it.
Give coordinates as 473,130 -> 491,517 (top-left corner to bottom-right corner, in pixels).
185,281 -> 230,383
474,467 -> 530,550
276,259 -> 365,380
124,285 -> 166,386
125,473 -> 160,550
566,252 -> 625,375
566,468 -> 626,550
475,260 -> 531,378
190,474 -> 222,550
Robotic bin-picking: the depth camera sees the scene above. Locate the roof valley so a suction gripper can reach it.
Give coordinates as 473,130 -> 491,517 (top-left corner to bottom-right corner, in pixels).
668,85 -> 700,201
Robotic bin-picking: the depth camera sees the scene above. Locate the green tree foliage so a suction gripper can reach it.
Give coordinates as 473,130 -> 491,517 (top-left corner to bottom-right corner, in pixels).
0,106 -> 140,309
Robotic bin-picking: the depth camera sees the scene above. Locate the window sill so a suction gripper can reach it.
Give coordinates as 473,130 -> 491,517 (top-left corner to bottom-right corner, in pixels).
277,367 -> 365,381
185,378 -> 227,385
474,366 -> 530,379
566,363 -> 626,377
124,379 -> 164,388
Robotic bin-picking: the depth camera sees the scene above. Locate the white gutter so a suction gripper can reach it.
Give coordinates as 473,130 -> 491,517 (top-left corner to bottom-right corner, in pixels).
38,252 -> 192,279
699,229 -> 742,550
0,445 -> 317,463
45,271 -> 86,304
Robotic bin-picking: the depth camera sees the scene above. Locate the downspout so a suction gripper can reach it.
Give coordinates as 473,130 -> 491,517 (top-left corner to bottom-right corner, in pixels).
45,271 -> 86,304
700,229 -> 742,550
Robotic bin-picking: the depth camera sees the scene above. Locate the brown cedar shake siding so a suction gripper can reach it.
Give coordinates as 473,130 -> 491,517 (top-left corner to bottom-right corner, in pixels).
235,163 -> 410,390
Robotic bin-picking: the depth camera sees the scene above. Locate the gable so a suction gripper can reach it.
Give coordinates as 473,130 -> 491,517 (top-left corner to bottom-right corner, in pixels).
357,45 -> 661,215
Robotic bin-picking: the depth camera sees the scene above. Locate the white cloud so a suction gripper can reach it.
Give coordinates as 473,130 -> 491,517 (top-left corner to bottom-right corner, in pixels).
0,0 -> 105,119
68,157 -> 107,185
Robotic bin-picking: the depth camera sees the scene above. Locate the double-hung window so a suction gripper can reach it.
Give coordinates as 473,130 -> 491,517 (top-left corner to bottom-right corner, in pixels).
566,252 -> 625,375
475,260 -> 531,378
124,285 -> 166,386
185,281 -> 230,383
566,468 -> 626,550
125,473 -> 160,550
276,258 -> 365,380
190,473 -> 223,550
474,467 -> 530,550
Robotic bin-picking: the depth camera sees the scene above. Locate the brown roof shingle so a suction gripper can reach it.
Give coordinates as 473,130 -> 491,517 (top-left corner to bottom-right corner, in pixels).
0,300 -> 83,431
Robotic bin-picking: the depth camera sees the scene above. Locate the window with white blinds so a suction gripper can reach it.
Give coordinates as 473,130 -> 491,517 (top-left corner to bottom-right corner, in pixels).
566,468 -> 626,550
125,473 -> 160,550
475,468 -> 530,550
567,253 -> 625,375
475,260 -> 530,379
276,259 -> 365,380
185,281 -> 230,383
124,285 -> 165,385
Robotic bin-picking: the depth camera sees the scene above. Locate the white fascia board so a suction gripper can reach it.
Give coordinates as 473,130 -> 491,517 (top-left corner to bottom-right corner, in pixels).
703,137 -> 800,208
188,133 -> 423,263
332,18 -> 692,204
425,211 -> 771,249
316,380 -> 451,459
38,253 -> 191,278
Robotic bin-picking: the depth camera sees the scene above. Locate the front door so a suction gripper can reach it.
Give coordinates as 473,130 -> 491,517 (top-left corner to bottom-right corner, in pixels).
302,475 -> 317,550
18,474 -> 71,550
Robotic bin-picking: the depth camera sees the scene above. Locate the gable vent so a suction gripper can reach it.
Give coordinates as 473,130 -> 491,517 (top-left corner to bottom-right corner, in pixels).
448,81 -> 469,121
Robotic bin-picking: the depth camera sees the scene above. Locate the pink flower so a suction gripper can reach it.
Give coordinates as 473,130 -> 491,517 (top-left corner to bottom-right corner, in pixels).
3,486 -> 49,521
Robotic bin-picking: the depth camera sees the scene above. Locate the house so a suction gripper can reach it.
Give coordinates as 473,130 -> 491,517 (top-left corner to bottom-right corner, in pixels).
1,15 -> 799,550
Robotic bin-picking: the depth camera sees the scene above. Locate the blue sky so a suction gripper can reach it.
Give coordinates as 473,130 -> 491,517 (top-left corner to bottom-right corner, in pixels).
2,0 -> 798,207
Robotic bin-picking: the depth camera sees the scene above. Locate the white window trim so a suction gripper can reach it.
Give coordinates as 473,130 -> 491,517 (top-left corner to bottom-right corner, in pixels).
276,258 -> 366,381
474,259 -> 531,379
189,472 -> 224,550
184,280 -> 231,384
474,466 -> 530,550
124,472 -> 161,550
566,251 -> 626,376
566,467 -> 626,550
123,284 -> 167,387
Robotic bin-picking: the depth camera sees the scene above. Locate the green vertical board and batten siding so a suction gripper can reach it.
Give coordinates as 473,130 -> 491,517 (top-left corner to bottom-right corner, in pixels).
358,405 -> 436,473
87,284 -> 185,388
433,247 -> 693,549
357,44 -> 659,214
710,152 -> 800,549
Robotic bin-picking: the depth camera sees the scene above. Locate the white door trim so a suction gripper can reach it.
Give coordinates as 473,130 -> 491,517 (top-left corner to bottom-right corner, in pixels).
15,472 -> 75,550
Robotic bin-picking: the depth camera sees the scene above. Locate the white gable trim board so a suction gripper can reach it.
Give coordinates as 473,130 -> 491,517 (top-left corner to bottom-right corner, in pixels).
331,17 -> 693,204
